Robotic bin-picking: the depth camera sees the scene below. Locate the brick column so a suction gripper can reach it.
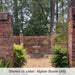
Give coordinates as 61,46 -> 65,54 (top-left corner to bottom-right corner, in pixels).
68,8 -> 75,67
0,13 -> 14,67
19,31 -> 23,44
68,0 -> 75,67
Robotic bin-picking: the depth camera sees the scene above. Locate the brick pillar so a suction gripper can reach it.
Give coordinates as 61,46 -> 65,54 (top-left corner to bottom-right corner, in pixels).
19,31 -> 23,44
68,8 -> 75,67
68,0 -> 75,67
0,13 -> 14,67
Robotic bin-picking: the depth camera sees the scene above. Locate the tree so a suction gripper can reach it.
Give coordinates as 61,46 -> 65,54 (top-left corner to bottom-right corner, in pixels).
0,0 -> 3,12
50,0 -> 55,35
13,0 -> 18,23
52,18 -> 68,45
56,0 -> 58,21
23,0 -> 50,36
0,0 -> 69,37
13,0 -> 29,35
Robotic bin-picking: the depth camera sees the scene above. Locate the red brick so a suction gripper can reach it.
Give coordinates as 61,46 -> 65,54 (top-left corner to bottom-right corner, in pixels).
1,52 -> 10,55
0,24 -> 8,26
69,60 -> 75,65
0,13 -> 13,67
0,38 -> 3,41
68,8 -> 75,67
1,47 -> 8,49
0,33 -> 3,36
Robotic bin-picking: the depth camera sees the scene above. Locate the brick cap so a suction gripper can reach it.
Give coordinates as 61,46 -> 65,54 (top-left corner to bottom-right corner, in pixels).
0,12 -> 10,21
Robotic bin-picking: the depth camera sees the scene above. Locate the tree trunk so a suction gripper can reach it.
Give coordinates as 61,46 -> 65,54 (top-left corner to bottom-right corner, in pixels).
68,0 -> 70,18
21,9 -> 24,30
50,0 -> 55,35
56,0 -> 58,21
62,0 -> 64,22
13,0 -> 18,22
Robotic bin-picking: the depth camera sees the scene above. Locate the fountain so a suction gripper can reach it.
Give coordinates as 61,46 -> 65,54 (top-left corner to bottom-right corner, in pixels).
33,46 -> 41,53
30,45 -> 44,58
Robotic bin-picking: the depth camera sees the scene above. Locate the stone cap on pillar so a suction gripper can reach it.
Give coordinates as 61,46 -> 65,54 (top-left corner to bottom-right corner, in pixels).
0,12 -> 10,21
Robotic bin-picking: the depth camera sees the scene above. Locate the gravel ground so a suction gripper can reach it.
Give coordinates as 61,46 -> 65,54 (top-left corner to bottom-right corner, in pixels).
22,55 -> 52,68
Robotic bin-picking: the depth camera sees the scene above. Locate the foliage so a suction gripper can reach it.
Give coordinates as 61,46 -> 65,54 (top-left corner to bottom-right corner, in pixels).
14,44 -> 27,67
52,18 -> 68,45
23,0 -> 50,36
0,0 -> 69,36
0,57 -> 10,68
23,23 -> 49,36
51,45 -> 69,67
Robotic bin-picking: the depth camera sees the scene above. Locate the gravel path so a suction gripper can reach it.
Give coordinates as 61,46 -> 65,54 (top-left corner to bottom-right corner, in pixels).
22,55 -> 52,68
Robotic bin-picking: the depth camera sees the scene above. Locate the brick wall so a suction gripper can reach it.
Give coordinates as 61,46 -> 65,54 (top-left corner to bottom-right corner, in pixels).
68,8 -> 75,67
0,13 -> 14,67
14,34 -> 51,54
14,36 -> 20,45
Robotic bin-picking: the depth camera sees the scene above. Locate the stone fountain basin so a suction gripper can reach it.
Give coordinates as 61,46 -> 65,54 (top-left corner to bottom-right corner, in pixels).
30,46 -> 44,58
32,46 -> 41,50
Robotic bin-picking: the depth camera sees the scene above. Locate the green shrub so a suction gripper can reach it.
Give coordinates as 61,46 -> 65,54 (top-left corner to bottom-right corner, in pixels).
0,57 -> 10,68
51,45 -> 69,67
14,44 -> 27,67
